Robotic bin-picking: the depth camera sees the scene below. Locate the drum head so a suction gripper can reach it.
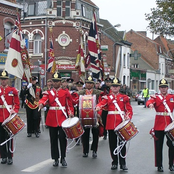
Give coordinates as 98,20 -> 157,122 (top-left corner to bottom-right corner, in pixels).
2,113 -> 17,125
115,120 -> 129,131
165,122 -> 174,132
62,117 -> 79,128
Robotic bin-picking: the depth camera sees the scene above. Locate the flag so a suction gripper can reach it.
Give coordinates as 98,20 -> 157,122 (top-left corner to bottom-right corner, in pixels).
75,35 -> 85,82
5,30 -> 24,79
47,29 -> 56,74
85,53 -> 90,68
88,12 -> 104,80
5,13 -> 32,83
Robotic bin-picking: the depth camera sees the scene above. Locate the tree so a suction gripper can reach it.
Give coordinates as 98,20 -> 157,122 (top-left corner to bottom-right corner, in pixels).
145,0 -> 174,36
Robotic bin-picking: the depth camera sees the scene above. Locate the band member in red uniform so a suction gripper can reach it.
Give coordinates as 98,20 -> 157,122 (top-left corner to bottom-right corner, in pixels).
0,70 -> 20,165
25,76 -> 42,138
78,75 -> 102,158
39,72 -> 74,167
146,78 -> 174,172
96,77 -> 133,171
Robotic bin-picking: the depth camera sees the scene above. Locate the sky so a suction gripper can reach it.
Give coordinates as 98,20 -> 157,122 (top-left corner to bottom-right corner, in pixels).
92,0 -> 157,39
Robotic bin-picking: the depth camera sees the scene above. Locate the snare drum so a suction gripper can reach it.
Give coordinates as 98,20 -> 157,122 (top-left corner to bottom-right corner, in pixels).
62,117 -> 84,139
114,120 -> 139,142
79,95 -> 97,127
165,121 -> 174,141
2,114 -> 25,136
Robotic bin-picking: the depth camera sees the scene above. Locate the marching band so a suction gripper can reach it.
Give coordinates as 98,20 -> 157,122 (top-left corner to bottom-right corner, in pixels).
0,70 -> 173,172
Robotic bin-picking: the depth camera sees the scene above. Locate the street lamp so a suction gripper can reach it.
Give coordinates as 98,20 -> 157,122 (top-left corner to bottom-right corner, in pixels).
103,24 -> 121,32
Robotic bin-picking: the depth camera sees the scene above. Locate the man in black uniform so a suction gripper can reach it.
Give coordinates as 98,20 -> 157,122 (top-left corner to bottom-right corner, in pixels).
77,75 -> 102,158
25,76 -> 42,138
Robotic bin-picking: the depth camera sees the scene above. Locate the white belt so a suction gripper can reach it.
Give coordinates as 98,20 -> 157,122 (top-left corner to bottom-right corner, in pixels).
49,106 -> 65,110
156,112 -> 171,116
108,111 -> 125,115
0,105 -> 12,109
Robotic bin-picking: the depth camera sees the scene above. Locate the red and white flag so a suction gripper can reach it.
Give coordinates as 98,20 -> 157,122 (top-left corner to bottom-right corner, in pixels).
5,31 -> 24,79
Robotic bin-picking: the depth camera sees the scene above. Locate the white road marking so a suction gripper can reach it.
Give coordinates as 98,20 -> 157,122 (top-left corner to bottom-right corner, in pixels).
22,159 -> 52,172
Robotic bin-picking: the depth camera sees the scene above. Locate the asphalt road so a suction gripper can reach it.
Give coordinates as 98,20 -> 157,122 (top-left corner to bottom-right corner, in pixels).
0,100 -> 172,174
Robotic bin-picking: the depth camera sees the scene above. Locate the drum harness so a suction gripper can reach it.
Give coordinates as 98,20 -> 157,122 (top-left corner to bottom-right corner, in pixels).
0,89 -> 17,152
50,90 -> 80,150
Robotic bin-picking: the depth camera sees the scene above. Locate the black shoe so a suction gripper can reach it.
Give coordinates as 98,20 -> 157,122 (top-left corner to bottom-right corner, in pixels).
1,158 -> 7,164
92,151 -> 97,158
7,158 -> 13,165
103,135 -> 107,140
111,164 -> 118,170
35,133 -> 39,138
60,158 -> 67,167
38,129 -> 41,133
83,153 -> 88,157
53,160 -> 58,167
120,165 -> 128,171
27,133 -> 32,137
157,166 -> 164,172
169,165 -> 174,171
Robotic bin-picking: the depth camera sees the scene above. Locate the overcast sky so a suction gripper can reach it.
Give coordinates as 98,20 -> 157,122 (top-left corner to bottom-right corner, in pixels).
92,0 -> 157,39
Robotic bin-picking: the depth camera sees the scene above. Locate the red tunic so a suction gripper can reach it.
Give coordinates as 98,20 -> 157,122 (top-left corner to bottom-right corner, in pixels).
96,93 -> 133,130
146,94 -> 174,130
39,88 -> 74,127
0,85 -> 20,123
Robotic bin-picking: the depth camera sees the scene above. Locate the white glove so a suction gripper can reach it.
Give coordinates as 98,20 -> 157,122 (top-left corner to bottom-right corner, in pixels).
27,83 -> 32,89
43,107 -> 47,111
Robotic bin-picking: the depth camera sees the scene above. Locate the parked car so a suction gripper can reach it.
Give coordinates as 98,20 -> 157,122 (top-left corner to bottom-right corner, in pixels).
137,90 -> 157,105
135,90 -> 142,101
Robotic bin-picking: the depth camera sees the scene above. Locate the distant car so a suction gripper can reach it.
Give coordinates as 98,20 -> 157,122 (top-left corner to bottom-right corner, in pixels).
135,90 -> 142,101
137,90 -> 157,105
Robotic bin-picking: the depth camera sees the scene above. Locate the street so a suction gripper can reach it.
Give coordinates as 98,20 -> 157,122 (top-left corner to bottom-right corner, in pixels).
0,100 -> 172,174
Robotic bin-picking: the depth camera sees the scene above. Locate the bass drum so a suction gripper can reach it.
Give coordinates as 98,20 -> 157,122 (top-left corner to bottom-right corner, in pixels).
165,121 -> 174,141
79,95 -> 97,127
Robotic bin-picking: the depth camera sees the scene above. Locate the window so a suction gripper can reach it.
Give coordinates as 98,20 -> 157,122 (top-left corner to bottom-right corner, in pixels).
23,34 -> 29,50
123,54 -> 126,67
65,0 -> 71,17
4,22 -> 13,49
127,53 -> 130,68
123,76 -> 126,84
132,64 -> 139,68
81,4 -> 86,17
57,1 -> 62,17
33,34 -> 42,54
28,4 -> 35,16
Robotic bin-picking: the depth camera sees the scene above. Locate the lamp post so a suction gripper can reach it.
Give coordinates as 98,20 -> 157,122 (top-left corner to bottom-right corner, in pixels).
103,24 -> 121,32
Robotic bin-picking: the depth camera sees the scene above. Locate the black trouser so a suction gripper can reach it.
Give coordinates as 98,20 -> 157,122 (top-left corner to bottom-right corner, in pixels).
82,127 -> 99,154
0,123 -> 12,159
26,105 -> 40,134
49,126 -> 67,160
108,130 -> 126,166
154,130 -> 174,167
101,110 -> 108,137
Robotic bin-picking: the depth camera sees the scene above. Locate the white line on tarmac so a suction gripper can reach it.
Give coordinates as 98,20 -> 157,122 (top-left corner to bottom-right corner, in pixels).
21,159 -> 52,172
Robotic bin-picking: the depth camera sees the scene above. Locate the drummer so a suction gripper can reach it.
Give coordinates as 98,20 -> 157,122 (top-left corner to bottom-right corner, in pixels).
95,77 -> 133,171
77,75 -> 102,158
146,78 -> 174,172
0,70 -> 20,165
38,71 -> 74,167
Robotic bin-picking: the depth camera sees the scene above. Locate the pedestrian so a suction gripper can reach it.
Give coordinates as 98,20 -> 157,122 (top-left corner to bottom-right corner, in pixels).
95,77 -> 133,171
142,85 -> 149,108
25,76 -> 42,138
39,71 -> 74,167
100,77 -> 112,140
0,70 -> 20,165
77,75 -> 102,158
19,85 -> 26,108
146,78 -> 174,172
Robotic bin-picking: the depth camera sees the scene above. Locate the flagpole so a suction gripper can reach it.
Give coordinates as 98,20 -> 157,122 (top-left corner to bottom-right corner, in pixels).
44,17 -> 48,86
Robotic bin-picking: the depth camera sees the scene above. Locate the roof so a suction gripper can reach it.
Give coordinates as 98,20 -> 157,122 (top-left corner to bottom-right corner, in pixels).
81,0 -> 97,7
100,18 -> 124,42
126,29 -> 161,70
